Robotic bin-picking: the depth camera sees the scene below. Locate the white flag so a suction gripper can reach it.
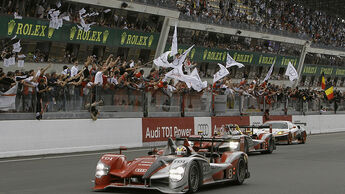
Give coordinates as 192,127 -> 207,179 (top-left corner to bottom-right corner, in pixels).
171,24 -> 178,56
0,84 -> 17,111
18,54 -> 26,58
8,57 -> 15,66
285,62 -> 298,82
213,63 -> 229,83
78,8 -> 97,32
153,51 -> 172,68
14,12 -> 22,19
13,40 -> 22,53
56,1 -> 61,8
226,53 -> 244,68
129,61 -> 135,68
263,59 -> 276,82
171,45 -> 194,68
62,16 -> 70,21
103,9 -> 111,13
189,68 -> 207,91
165,66 -> 184,82
18,60 -> 24,67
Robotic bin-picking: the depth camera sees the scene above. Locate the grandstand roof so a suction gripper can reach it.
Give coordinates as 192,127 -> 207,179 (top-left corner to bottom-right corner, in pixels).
297,0 -> 345,18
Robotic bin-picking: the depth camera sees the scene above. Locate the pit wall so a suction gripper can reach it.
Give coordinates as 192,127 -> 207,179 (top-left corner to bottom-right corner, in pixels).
1,115 -> 344,158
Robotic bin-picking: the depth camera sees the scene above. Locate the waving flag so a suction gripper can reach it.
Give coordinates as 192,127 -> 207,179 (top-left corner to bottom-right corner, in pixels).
325,84 -> 334,100
171,24 -> 178,56
285,62 -> 298,81
226,53 -> 244,68
13,40 -> 22,53
321,73 -> 326,90
189,68 -> 207,91
171,45 -> 194,68
0,84 -> 17,111
264,59 -> 276,82
213,63 -> 229,83
153,51 -> 172,68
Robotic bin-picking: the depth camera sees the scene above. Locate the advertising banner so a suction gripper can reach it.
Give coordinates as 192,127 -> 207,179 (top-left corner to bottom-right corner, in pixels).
302,64 -> 345,77
164,44 -> 299,67
193,117 -> 212,137
1,15 -> 159,49
142,117 -> 194,142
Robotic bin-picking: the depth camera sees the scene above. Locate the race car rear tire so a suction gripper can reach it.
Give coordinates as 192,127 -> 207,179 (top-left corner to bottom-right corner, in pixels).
234,157 -> 246,185
188,161 -> 200,193
301,132 -> 307,144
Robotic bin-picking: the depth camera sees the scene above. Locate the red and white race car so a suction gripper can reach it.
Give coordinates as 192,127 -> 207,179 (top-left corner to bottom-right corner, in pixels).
190,125 -> 276,155
93,138 -> 250,193
258,121 -> 307,144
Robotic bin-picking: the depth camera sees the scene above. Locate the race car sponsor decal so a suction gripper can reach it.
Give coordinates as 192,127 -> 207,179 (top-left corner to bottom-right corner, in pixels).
135,169 -> 148,173
142,117 -> 194,142
211,116 -> 250,135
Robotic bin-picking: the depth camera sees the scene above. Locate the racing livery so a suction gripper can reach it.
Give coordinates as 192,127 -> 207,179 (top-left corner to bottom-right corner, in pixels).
93,138 -> 250,193
259,121 -> 307,144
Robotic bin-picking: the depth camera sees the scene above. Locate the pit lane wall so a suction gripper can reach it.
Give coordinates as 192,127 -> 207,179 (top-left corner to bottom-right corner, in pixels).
1,115 -> 345,158
0,118 -> 142,158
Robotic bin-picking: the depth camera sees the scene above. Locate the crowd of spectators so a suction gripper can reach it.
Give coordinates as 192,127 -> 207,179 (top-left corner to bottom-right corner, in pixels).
1,0 -> 161,33
169,28 -> 302,56
305,53 -> 345,67
1,53 -> 344,118
177,0 -> 345,49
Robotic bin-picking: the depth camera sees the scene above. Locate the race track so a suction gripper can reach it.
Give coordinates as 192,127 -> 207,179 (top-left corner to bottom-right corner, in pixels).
1,132 -> 345,194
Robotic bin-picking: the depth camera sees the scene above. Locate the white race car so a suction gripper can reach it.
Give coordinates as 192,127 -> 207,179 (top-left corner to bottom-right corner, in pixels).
258,121 -> 307,145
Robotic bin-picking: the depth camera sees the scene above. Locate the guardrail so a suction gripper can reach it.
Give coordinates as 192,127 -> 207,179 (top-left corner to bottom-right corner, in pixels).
1,86 -> 344,119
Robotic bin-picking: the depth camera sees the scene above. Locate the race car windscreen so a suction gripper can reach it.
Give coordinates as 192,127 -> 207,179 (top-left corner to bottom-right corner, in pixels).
262,122 -> 288,129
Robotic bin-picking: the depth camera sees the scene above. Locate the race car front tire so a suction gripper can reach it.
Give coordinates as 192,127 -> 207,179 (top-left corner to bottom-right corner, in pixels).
234,157 -> 246,185
188,161 -> 200,193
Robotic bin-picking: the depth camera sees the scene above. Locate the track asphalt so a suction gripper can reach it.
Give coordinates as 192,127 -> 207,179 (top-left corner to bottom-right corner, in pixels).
1,132 -> 345,194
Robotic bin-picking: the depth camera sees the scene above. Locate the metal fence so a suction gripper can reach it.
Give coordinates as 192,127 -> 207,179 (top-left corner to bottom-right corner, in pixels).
1,87 -> 345,117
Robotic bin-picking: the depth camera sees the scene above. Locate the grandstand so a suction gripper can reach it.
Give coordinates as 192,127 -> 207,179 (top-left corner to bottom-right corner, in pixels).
0,0 -> 345,120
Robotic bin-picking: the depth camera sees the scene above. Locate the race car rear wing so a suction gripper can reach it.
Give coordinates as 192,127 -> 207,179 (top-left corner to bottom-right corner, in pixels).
177,137 -> 231,143
294,122 -> 307,126
225,125 -> 272,135
227,125 -> 271,129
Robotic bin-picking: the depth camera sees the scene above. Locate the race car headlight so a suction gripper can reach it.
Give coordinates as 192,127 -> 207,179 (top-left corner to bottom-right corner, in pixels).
229,141 -> 240,150
95,161 -> 110,178
169,166 -> 185,181
277,131 -> 285,135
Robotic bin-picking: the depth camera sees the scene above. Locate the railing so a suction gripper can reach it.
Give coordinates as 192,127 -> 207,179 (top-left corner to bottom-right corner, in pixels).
124,0 -> 177,9
1,87 -> 345,119
179,14 -> 310,41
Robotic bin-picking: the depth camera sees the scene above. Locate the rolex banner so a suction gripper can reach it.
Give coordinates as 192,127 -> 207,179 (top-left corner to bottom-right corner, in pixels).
164,44 -> 299,67
1,15 -> 159,49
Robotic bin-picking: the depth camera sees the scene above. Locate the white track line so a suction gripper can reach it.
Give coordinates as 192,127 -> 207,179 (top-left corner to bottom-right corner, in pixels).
0,148 -> 153,163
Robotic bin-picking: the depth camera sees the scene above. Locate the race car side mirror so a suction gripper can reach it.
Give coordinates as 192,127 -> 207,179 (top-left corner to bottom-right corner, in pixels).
119,146 -> 127,154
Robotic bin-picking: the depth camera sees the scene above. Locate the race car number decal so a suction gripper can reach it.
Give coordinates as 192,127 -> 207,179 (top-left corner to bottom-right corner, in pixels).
102,156 -> 113,161
135,169 -> 147,173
